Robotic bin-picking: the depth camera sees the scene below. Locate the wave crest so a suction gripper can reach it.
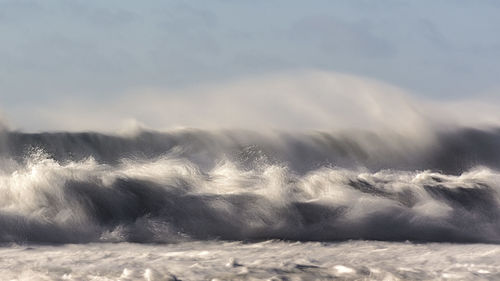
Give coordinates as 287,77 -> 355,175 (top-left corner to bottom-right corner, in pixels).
0,143 -> 499,244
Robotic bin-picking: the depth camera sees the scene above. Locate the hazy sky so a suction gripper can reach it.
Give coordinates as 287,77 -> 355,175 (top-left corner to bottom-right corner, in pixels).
1,0 -> 499,131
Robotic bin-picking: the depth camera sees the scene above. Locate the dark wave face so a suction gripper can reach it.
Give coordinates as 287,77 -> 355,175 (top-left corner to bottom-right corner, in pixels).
0,127 -> 500,244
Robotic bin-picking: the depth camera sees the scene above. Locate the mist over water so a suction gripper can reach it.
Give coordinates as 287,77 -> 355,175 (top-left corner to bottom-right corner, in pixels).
10,71 -> 500,132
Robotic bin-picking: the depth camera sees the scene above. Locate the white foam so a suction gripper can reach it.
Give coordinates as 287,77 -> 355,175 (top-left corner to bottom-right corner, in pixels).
0,150 -> 499,243
1,241 -> 499,280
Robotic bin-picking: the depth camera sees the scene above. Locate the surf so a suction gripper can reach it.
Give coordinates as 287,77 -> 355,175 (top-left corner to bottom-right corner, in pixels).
0,128 -> 499,244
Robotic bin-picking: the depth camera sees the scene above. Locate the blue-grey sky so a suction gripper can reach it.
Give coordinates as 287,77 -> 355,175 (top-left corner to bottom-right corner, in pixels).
1,0 -> 500,131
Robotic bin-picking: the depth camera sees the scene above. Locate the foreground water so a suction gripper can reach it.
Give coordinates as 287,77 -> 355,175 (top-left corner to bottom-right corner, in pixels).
1,240 -> 499,280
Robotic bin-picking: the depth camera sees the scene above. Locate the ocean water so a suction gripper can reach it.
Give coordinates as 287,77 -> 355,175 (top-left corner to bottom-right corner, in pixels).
0,128 -> 500,280
2,241 -> 500,280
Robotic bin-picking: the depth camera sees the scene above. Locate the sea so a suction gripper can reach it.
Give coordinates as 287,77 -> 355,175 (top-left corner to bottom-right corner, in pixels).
0,127 -> 500,280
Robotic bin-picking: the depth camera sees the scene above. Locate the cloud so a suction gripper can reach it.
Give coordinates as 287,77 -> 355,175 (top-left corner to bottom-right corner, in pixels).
60,1 -> 139,27
289,16 -> 396,58
416,19 -> 450,50
2,0 -> 500,105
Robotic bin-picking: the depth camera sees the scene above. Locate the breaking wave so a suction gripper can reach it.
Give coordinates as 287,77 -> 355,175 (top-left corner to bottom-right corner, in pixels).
0,127 -> 500,244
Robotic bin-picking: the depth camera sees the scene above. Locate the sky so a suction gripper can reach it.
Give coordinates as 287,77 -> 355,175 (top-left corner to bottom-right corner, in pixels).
1,0 -> 500,131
